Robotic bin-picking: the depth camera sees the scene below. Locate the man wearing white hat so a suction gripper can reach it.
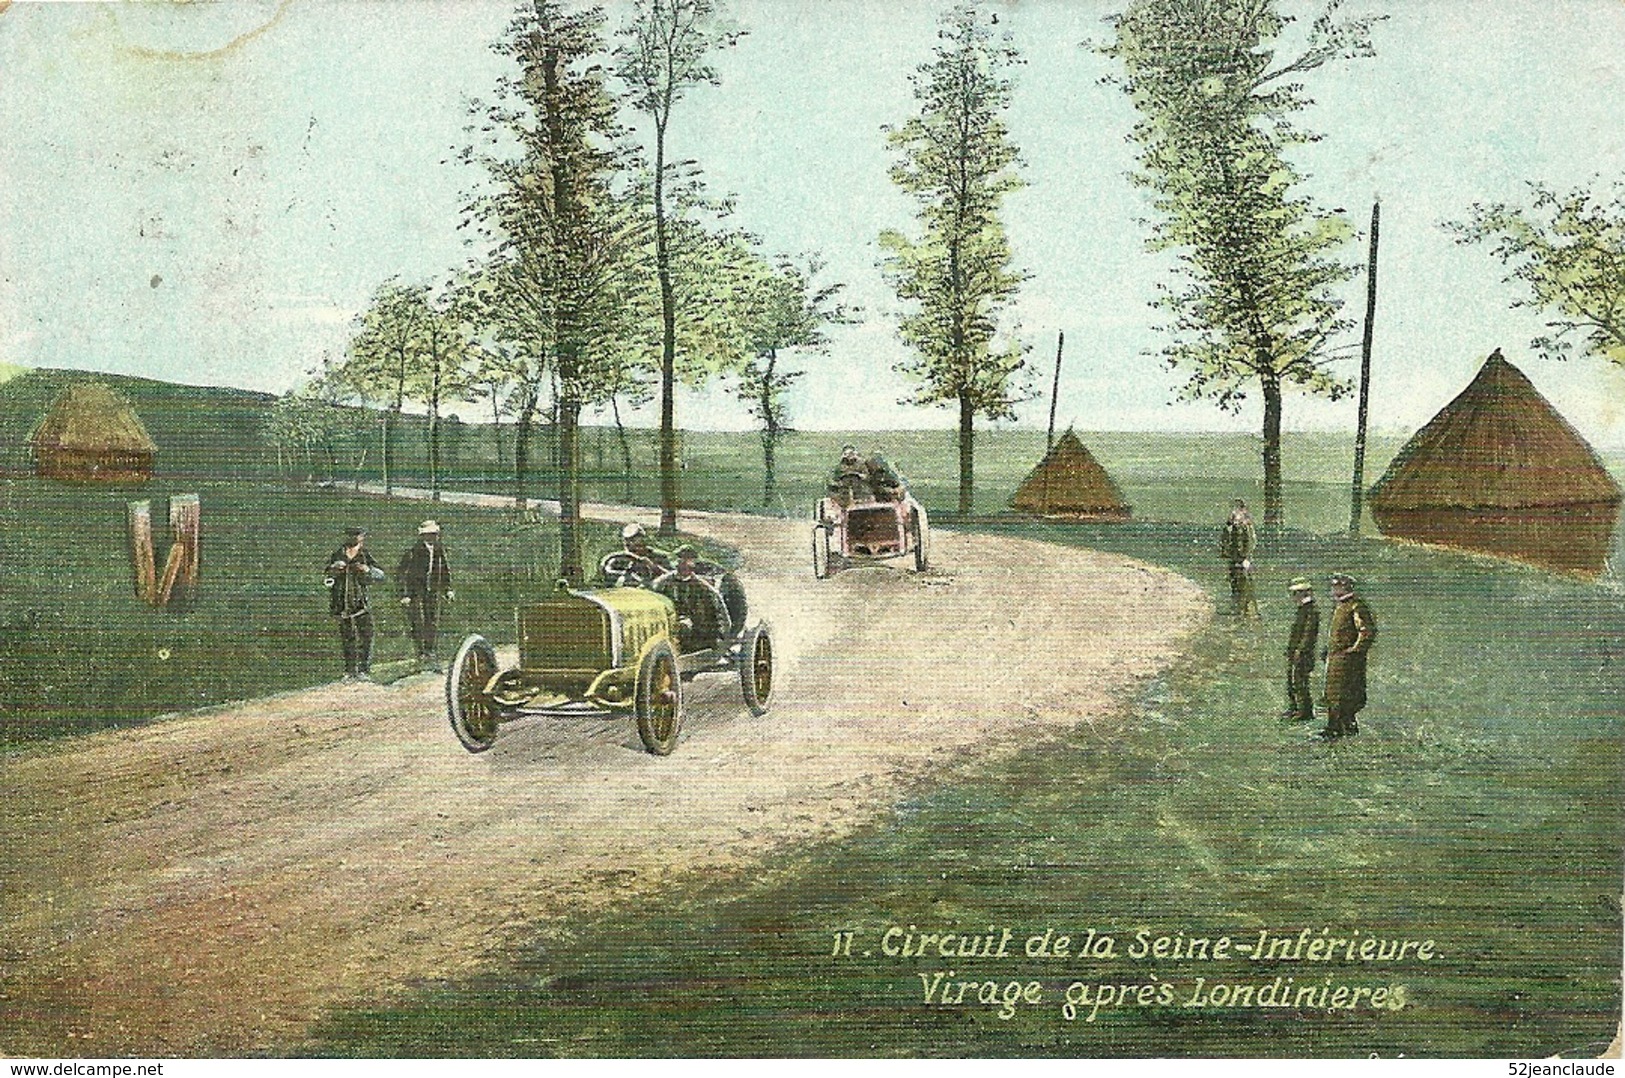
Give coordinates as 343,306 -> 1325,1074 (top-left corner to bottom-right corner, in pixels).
601,522 -> 672,587
397,520 -> 454,671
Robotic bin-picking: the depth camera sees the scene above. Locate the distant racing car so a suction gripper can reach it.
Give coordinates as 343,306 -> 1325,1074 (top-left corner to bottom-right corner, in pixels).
812,487 -> 929,578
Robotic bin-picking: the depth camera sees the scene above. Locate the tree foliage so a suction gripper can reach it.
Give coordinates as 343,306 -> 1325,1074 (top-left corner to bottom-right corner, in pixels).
733,254 -> 852,503
880,2 -> 1030,515
1102,0 -> 1381,526
1448,180 -> 1625,368
463,0 -> 651,578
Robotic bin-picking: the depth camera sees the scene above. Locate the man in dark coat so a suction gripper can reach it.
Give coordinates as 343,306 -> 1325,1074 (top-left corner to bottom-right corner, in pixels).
1321,573 -> 1376,738
654,545 -> 733,653
828,444 -> 867,505
865,453 -> 904,501
326,525 -> 384,682
1220,499 -> 1259,617
1282,576 -> 1320,722
397,520 -> 453,670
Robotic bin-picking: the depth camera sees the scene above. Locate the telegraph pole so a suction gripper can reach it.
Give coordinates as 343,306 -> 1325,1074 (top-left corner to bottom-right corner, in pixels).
1047,330 -> 1064,453
1349,200 -> 1380,537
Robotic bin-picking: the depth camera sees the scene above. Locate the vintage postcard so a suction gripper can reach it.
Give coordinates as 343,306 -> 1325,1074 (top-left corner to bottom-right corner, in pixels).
1,0 -> 1621,1062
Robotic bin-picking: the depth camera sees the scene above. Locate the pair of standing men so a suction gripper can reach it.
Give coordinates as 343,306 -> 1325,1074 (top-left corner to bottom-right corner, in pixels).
1283,573 -> 1376,739
324,520 -> 453,681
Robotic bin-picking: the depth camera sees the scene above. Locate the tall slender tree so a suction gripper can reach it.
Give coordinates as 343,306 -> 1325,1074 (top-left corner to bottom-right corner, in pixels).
735,254 -> 851,504
344,279 -> 431,495
1103,0 -> 1382,527
413,286 -> 476,502
880,3 -> 1031,516
618,0 -> 741,535
466,0 -> 648,580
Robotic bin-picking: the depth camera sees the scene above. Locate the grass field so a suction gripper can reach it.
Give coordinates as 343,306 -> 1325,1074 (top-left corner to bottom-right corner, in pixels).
4,369 -> 1621,1054
0,479 -> 623,745
305,521 -> 1623,1058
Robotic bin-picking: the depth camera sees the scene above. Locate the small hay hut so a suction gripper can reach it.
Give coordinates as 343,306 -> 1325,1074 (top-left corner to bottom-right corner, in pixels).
1010,429 -> 1131,520
29,382 -> 157,482
1369,350 -> 1621,576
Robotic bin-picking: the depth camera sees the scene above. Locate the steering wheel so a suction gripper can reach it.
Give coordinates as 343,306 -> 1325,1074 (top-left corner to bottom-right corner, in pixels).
600,550 -> 661,587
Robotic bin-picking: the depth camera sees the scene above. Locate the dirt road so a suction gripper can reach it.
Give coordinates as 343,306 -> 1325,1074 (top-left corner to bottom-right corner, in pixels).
0,509 -> 1206,1056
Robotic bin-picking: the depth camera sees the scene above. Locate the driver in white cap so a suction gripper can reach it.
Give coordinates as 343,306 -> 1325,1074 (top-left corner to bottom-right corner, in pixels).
602,522 -> 672,587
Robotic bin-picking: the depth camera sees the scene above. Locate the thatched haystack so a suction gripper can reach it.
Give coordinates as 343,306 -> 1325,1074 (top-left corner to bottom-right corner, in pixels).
29,382 -> 157,482
1370,350 -> 1621,576
1010,429 -> 1131,520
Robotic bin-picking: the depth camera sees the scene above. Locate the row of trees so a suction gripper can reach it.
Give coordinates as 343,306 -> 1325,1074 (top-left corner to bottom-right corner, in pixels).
273,0 -> 1622,555
271,0 -> 851,581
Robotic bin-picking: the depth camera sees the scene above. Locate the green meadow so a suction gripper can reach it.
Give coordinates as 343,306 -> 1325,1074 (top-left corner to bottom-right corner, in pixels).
0,477 -> 617,745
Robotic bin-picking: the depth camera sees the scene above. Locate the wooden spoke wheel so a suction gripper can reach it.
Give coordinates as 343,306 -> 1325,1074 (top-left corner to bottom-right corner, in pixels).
911,509 -> 930,572
447,634 -> 499,753
635,640 -> 683,755
740,622 -> 774,717
812,524 -> 831,579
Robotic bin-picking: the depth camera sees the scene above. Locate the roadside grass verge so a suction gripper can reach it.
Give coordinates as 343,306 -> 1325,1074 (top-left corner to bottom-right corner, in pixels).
0,478 -> 618,745
304,523 -> 1623,1057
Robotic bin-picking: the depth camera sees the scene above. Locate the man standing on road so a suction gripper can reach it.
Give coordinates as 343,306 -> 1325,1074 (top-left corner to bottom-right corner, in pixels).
397,520 -> 454,671
1282,576 -> 1320,723
654,545 -> 732,653
325,525 -> 384,682
1321,572 -> 1376,739
1220,499 -> 1259,618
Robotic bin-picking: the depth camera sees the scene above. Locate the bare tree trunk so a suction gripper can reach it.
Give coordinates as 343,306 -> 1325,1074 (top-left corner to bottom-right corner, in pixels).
381,410 -> 394,495
762,431 -> 777,506
558,396 -> 583,584
489,385 -> 506,470
1261,374 -> 1284,529
513,389 -> 537,513
655,115 -> 679,536
429,363 -> 443,502
958,394 -> 975,516
612,395 -> 633,501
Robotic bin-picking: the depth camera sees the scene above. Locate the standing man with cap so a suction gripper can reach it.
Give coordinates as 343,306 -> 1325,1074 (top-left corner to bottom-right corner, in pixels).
398,520 -> 454,671
325,526 -> 385,682
1321,572 -> 1376,738
1220,499 -> 1259,618
1282,576 -> 1320,723
654,545 -> 732,653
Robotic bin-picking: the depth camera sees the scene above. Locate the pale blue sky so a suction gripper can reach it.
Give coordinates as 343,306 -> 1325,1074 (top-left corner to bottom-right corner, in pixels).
2,0 -> 1623,444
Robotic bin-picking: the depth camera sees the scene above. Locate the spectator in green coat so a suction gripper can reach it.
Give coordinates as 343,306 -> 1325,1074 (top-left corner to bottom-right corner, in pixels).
1321,573 -> 1376,739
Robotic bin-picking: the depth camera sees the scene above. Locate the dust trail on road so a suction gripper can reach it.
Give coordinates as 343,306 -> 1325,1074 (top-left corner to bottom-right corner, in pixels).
0,508 -> 1206,1056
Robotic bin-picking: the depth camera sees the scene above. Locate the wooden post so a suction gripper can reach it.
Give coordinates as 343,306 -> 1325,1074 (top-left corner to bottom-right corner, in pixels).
169,493 -> 201,602
127,500 -> 157,605
1349,201 -> 1380,538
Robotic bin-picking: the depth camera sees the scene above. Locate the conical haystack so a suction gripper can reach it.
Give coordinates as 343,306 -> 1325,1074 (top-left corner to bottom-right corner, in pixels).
1370,350 -> 1621,575
1010,429 -> 1131,520
29,382 -> 157,482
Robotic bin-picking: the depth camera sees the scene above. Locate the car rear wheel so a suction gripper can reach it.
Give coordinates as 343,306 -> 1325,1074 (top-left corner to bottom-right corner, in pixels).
910,509 -> 930,572
447,634 -> 499,753
635,640 -> 683,755
739,621 -> 774,716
